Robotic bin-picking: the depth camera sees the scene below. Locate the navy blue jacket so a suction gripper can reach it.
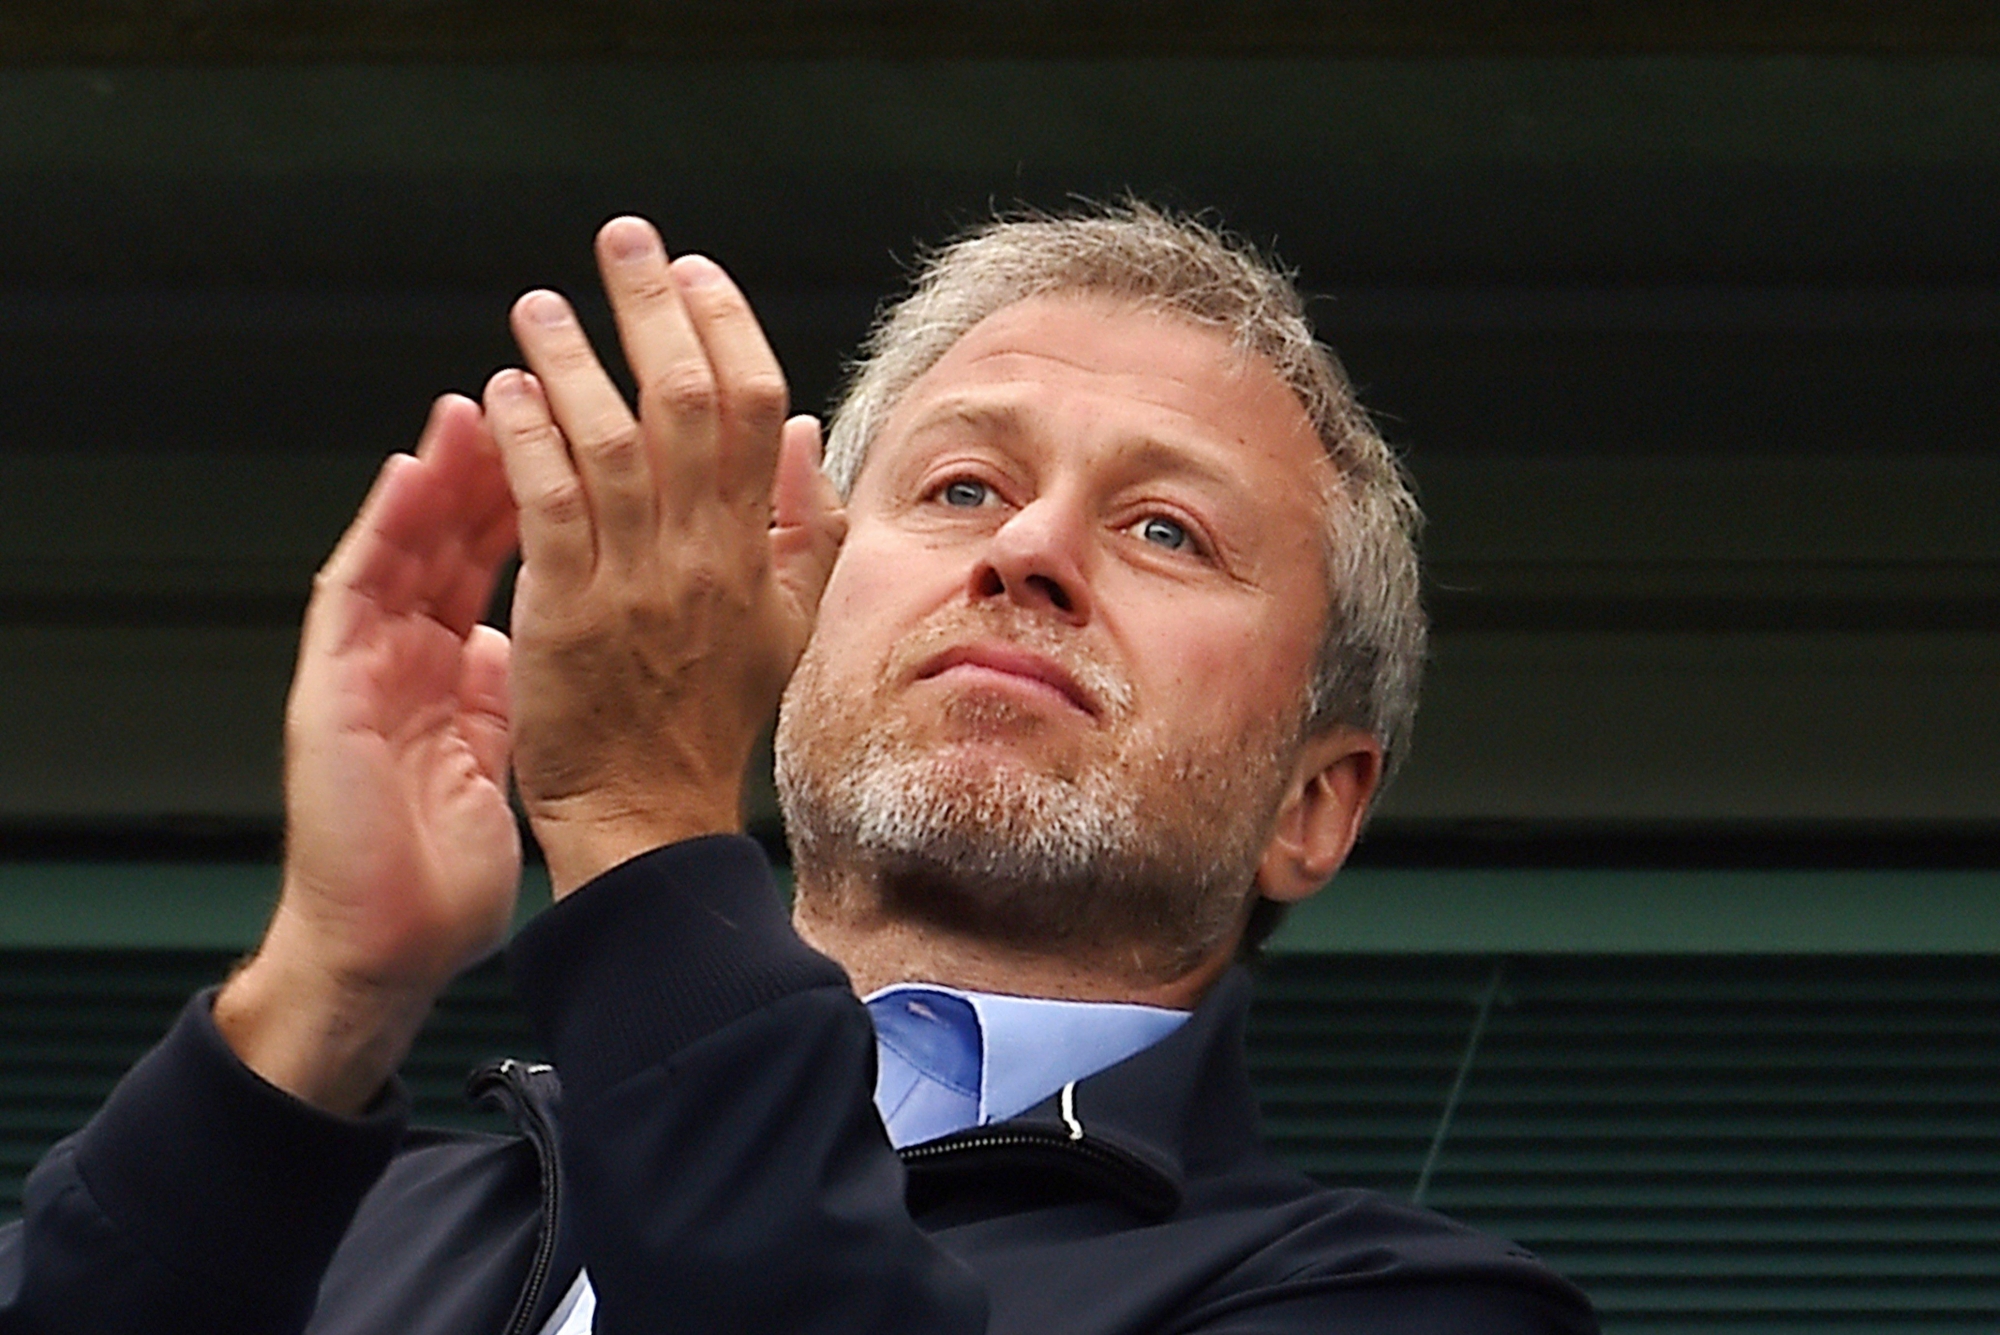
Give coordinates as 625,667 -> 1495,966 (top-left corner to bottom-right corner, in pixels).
0,836 -> 1598,1334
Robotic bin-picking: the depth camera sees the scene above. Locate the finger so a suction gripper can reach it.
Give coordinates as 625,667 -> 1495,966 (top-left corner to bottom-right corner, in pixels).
457,624 -> 513,789
595,218 -> 726,503
596,217 -> 709,396
420,394 -> 517,551
669,253 -> 789,504
320,393 -> 485,616
769,415 -> 847,622
485,368 -> 595,593
415,392 -> 476,461
769,415 -> 826,532
434,500 -> 520,637
407,404 -> 521,637
509,289 -> 655,566
319,453 -> 419,609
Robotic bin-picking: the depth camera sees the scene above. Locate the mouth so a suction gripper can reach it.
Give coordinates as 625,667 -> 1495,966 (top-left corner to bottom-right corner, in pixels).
914,642 -> 1099,718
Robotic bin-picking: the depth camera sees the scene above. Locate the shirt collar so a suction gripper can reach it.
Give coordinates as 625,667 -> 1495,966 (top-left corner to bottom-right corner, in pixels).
865,983 -> 1188,1139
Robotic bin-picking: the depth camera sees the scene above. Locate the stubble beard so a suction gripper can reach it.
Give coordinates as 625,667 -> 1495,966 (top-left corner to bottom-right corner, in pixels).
773,613 -> 1302,983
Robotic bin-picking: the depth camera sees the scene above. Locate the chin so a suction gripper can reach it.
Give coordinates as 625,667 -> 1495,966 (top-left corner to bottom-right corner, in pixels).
916,737 -> 1086,790
775,649 -> 1289,977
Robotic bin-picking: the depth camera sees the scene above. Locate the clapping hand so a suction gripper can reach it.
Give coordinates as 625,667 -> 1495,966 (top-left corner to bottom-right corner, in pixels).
485,217 -> 843,897
215,216 -> 842,1113
217,396 -> 522,1115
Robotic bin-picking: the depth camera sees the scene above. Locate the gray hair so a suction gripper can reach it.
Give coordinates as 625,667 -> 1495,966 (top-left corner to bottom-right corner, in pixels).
822,203 -> 1427,784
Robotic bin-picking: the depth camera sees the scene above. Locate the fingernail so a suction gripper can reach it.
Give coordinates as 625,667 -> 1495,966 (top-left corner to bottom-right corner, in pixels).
673,254 -> 724,287
602,217 -> 657,263
519,290 -> 568,326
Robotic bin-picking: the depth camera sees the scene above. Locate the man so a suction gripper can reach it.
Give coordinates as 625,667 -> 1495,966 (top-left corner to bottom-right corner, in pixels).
0,206 -> 1596,1333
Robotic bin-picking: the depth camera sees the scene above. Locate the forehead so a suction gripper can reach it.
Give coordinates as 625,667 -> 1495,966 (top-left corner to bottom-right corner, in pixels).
868,294 -> 1328,483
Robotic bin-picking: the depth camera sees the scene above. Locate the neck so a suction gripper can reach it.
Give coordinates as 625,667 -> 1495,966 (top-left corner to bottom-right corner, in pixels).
792,869 -> 1238,1009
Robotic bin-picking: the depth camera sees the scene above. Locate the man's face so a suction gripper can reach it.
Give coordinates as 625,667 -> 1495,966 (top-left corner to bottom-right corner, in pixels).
775,294 -> 1338,980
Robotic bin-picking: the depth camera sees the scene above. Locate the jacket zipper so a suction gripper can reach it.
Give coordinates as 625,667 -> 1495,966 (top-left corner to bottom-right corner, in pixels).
898,1125 -> 1179,1216
470,1059 -> 564,1335
468,1073 -> 1177,1332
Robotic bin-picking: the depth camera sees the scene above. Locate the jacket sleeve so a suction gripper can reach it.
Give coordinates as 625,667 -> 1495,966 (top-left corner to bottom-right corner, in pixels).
0,990 -> 408,1335
507,835 -> 990,1335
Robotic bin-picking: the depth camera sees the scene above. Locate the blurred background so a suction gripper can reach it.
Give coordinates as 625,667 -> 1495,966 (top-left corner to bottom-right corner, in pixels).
1,3 -> 1996,1329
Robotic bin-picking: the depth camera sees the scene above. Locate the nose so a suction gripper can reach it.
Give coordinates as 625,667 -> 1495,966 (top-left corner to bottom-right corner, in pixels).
969,496 -> 1092,625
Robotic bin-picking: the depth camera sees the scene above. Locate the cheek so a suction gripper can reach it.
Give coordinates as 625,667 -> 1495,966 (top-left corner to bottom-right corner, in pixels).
1133,600 -> 1317,725
813,565 -> 875,641
809,535 -> 955,671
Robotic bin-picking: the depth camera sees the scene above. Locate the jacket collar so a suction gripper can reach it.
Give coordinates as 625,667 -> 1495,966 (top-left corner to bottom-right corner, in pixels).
897,966 -> 1266,1220
491,966 -> 1267,1252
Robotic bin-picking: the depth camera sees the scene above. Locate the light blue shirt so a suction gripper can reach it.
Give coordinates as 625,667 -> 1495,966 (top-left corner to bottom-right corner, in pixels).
866,983 -> 1189,1147
540,985 -> 1189,1333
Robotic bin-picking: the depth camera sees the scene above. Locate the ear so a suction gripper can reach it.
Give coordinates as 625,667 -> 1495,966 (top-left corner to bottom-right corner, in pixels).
1255,728 -> 1383,904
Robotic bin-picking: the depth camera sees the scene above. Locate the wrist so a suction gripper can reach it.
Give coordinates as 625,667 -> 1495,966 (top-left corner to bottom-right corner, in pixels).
528,793 -> 741,899
213,943 -> 434,1118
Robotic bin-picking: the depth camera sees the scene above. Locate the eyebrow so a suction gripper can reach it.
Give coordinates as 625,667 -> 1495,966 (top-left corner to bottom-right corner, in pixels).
902,395 -> 1248,494
899,396 -> 1028,443
1104,434 -> 1244,495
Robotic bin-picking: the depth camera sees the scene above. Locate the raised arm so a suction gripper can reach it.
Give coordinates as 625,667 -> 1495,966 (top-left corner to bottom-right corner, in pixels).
216,395 -> 524,1113
0,396 -> 527,1335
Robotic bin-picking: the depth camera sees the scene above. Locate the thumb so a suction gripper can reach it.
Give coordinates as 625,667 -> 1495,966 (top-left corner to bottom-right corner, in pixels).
769,414 -> 846,621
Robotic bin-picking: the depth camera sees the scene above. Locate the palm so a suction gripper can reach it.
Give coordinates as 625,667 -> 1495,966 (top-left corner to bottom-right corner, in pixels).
279,397 -> 522,994
287,605 -> 518,986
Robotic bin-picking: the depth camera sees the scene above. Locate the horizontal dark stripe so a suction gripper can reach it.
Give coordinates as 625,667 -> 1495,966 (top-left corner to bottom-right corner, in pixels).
1428,591 -> 2000,634
3,2 -> 1999,61
0,818 -> 802,868
0,592 -> 308,629
5,584 -> 1997,632
1351,820 -> 2000,870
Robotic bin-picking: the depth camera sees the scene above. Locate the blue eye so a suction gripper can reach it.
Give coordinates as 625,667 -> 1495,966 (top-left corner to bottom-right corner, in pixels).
1137,515 -> 1191,551
941,479 -> 988,507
